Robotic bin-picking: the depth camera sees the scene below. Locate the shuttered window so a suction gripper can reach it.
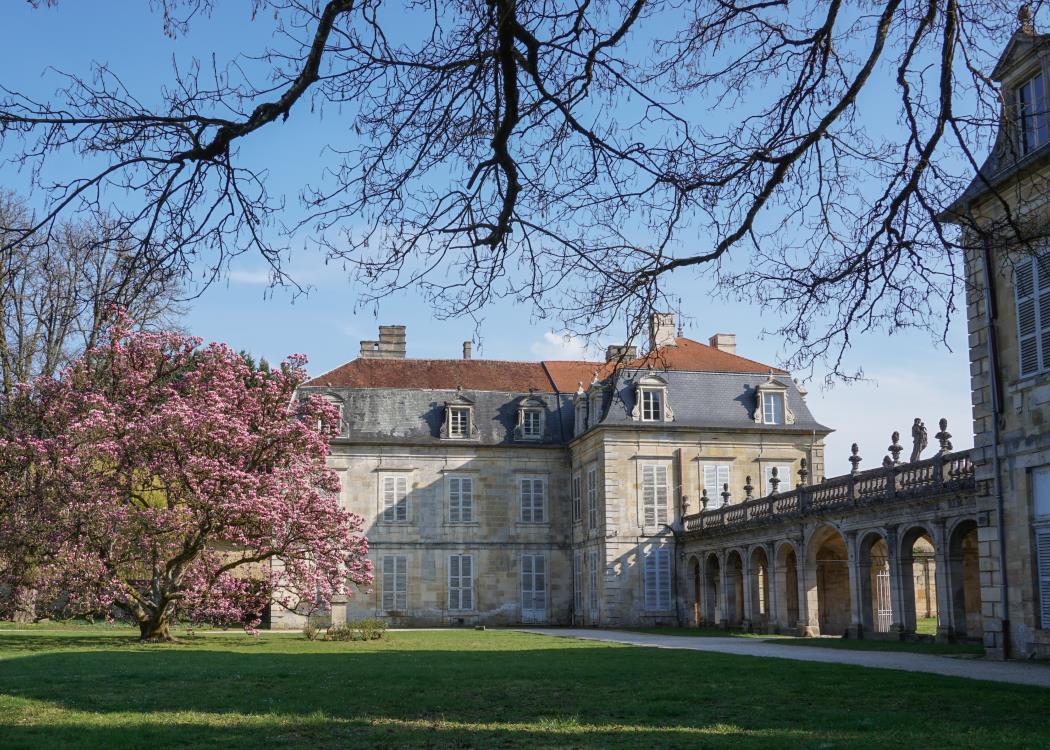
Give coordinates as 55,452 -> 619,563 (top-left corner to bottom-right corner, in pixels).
588,550 -> 600,621
763,464 -> 792,495
381,555 -> 408,611
1034,467 -> 1050,628
1015,254 -> 1050,377
573,550 -> 584,614
448,475 -> 474,523
382,475 -> 409,522
520,554 -> 547,622
703,464 -> 731,507
448,554 -> 474,610
641,464 -> 670,526
571,472 -> 582,522
587,467 -> 599,529
644,547 -> 672,611
520,477 -> 546,522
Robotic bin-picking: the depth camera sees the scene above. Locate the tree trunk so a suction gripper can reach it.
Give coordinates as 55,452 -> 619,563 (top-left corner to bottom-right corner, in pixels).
10,585 -> 38,623
138,610 -> 177,642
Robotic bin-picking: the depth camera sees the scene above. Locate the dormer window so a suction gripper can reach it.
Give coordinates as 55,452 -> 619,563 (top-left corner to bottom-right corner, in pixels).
515,393 -> 546,441
573,386 -> 588,436
449,407 -> 470,437
522,409 -> 541,437
762,392 -> 785,425
588,388 -> 603,428
631,374 -> 674,422
441,389 -> 477,440
754,374 -> 796,426
1018,70 -> 1048,155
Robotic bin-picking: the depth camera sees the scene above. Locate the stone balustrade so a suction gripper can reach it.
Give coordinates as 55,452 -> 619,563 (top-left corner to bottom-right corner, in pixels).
682,449 -> 974,535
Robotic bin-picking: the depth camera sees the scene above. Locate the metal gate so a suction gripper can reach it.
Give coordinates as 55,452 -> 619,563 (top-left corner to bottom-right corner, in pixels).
874,559 -> 892,632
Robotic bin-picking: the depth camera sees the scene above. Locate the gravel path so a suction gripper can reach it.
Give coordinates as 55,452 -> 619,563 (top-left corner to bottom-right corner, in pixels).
519,628 -> 1050,688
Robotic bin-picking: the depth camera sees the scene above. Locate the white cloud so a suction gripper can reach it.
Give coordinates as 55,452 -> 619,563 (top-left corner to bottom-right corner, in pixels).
227,268 -> 272,285
529,331 -> 597,360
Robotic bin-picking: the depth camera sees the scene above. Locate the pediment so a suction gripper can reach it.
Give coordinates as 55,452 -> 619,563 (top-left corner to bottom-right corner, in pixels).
991,31 -> 1048,81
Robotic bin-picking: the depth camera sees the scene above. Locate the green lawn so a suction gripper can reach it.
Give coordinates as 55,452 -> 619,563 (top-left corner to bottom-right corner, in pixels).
0,629 -> 1046,749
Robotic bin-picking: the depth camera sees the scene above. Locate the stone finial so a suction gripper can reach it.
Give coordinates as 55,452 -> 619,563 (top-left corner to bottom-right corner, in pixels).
888,431 -> 903,465
882,455 -> 894,468
909,418 -> 928,462
744,475 -> 754,500
721,483 -> 731,506
1019,4 -> 1036,34
849,443 -> 862,474
701,488 -> 710,510
769,466 -> 781,495
935,417 -> 953,453
798,458 -> 809,486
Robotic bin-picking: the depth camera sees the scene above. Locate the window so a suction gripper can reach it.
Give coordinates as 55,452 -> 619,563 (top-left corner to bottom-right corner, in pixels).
762,392 -> 785,424
381,555 -> 407,611
448,554 -> 474,610
382,475 -> 408,522
1018,71 -> 1048,155
520,477 -> 546,523
703,464 -> 731,508
448,475 -> 474,523
640,388 -> 663,421
763,464 -> 793,496
1015,254 -> 1050,377
574,395 -> 588,436
521,409 -> 542,438
644,547 -> 672,611
641,464 -> 669,526
521,554 -> 547,622
588,391 -> 603,427
573,550 -> 584,615
588,550 -> 600,621
1035,468 -> 1050,628
571,472 -> 582,522
449,407 -> 470,438
587,466 -> 599,529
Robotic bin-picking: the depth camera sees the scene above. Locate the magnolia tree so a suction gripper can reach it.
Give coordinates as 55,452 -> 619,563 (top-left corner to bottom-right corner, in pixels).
0,317 -> 371,641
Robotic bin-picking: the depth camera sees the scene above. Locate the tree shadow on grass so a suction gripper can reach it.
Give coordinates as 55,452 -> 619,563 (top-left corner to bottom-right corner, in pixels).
0,638 -> 1048,749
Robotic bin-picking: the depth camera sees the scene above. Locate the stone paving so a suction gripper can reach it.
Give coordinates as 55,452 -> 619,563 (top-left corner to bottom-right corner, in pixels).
519,628 -> 1050,689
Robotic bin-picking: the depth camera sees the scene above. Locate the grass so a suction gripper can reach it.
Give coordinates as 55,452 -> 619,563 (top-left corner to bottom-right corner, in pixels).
0,629 -> 1046,749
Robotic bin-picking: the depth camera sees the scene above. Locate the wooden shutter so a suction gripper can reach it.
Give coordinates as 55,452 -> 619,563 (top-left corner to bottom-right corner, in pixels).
1018,259 -> 1039,376
448,555 -> 460,610
644,550 -> 658,609
461,555 -> 473,610
382,556 -> 395,610
1038,528 -> 1050,629
643,465 -> 668,525
587,468 -> 599,528
383,476 -> 408,522
573,551 -> 583,612
383,556 -> 407,611
644,548 -> 672,610
572,474 -> 581,521
449,476 -> 472,523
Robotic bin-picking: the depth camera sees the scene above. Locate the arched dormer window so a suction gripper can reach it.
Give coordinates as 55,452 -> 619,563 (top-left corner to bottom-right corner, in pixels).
631,373 -> 673,422
754,374 -> 795,426
515,392 -> 546,441
441,388 -> 478,440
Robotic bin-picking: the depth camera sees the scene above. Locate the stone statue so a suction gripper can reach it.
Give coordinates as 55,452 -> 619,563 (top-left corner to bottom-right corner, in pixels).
935,417 -> 953,454
888,431 -> 903,465
848,443 -> 862,474
909,418 -> 927,462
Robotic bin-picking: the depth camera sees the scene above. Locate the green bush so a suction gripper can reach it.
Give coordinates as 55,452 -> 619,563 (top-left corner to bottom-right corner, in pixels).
326,618 -> 387,641
302,623 -> 319,641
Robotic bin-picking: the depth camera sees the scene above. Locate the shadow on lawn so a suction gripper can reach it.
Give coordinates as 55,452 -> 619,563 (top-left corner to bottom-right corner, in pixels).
0,635 -> 1047,749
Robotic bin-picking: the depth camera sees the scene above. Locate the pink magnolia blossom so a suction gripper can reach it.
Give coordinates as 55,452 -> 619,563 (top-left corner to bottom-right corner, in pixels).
0,314 -> 371,640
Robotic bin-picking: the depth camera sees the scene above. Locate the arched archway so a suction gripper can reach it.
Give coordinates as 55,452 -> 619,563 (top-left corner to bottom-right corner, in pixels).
858,532 -> 892,634
775,542 -> 800,632
899,526 -> 939,636
750,546 -> 770,630
948,519 -> 982,639
688,556 -> 702,627
725,550 -> 744,627
808,525 -> 851,636
703,554 -> 721,626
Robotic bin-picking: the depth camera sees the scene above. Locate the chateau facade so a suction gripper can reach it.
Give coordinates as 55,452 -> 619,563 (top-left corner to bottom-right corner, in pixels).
276,315 -> 827,628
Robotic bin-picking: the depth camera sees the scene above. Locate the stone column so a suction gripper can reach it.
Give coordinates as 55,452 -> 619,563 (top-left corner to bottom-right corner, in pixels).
845,530 -> 864,639
797,535 -> 819,637
766,541 -> 779,634
885,525 -> 905,638
741,549 -> 754,632
932,518 -> 953,641
718,550 -> 730,629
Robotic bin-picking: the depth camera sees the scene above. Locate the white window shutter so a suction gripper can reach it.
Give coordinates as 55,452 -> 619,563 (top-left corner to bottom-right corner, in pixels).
462,555 -> 473,610
1038,527 -> 1050,629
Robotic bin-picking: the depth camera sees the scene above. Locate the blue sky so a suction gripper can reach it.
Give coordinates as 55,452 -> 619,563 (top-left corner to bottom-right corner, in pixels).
0,2 -> 976,474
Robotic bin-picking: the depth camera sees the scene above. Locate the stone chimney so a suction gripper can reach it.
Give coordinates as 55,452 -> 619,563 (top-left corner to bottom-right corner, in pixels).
605,344 -> 638,362
649,312 -> 677,351
359,325 -> 406,359
708,333 -> 737,355
463,341 -> 472,360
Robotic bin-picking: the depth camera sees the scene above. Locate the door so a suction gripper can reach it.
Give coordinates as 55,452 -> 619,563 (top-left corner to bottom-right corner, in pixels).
521,554 -> 547,623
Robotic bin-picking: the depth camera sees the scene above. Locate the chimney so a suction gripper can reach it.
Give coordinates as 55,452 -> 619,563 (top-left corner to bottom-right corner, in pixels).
649,312 -> 677,351
708,333 -> 737,355
605,344 -> 638,362
360,325 -> 406,359
463,341 -> 472,360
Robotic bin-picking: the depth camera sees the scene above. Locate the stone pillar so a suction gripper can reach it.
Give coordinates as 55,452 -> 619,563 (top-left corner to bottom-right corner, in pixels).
718,551 -> 730,629
330,594 -> 348,627
741,549 -> 754,632
885,526 -> 905,638
845,530 -> 864,639
766,541 -> 779,634
797,535 -> 819,637
933,518 -> 953,641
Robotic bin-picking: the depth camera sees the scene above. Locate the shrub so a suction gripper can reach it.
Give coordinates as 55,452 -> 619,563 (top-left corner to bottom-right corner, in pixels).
325,618 -> 387,642
302,623 -> 319,641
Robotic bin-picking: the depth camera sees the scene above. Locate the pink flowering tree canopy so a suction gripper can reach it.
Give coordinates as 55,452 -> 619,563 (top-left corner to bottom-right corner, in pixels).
0,317 -> 370,640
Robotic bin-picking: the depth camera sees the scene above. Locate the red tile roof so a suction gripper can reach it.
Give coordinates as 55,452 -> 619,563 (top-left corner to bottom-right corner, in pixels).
304,337 -> 785,392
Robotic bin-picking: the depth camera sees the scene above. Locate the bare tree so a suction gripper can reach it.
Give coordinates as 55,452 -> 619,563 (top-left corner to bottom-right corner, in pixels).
0,191 -> 183,393
0,1 -> 1042,376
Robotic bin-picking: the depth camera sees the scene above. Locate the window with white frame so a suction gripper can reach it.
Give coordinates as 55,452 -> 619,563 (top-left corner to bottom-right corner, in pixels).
588,549 -> 600,621
703,463 -> 731,508
574,394 -> 588,436
644,547 -> 672,611
381,555 -> 408,611
1015,253 -> 1050,377
1018,70 -> 1049,155
447,475 -> 474,523
762,392 -> 785,424
640,388 -> 664,421
520,477 -> 546,523
1034,467 -> 1050,628
381,475 -> 409,522
521,409 -> 542,438
571,472 -> 582,522
448,554 -> 474,610
588,390 -> 603,428
448,406 -> 470,438
586,466 -> 599,529
573,550 -> 584,615
641,464 -> 670,526
762,464 -> 793,496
